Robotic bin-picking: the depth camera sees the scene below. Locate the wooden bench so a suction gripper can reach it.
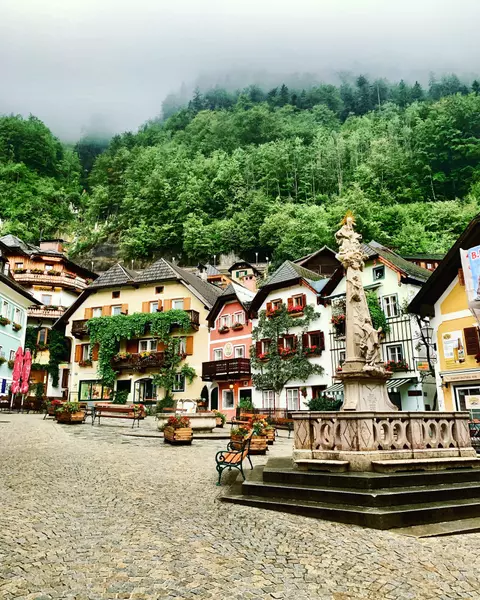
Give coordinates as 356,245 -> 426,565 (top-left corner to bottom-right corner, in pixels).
215,432 -> 253,486
92,404 -> 146,428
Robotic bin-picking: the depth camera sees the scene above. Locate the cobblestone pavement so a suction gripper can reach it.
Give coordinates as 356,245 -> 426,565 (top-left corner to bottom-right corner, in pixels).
1,415 -> 480,600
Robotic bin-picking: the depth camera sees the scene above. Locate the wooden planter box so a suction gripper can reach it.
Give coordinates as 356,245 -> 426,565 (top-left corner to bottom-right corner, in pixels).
216,417 -> 224,428
265,428 -> 275,444
230,433 -> 247,450
250,434 -> 268,455
164,426 -> 193,445
56,411 -> 84,424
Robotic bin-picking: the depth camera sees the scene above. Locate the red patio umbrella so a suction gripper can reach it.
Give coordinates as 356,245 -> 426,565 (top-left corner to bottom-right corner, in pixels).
20,348 -> 32,396
9,346 -> 24,409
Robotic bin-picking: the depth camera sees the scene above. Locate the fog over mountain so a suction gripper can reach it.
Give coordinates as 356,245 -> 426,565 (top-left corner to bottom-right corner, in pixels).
1,0 -> 479,140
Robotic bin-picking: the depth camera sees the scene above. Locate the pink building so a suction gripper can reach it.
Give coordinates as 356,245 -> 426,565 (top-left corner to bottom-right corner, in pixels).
202,282 -> 255,418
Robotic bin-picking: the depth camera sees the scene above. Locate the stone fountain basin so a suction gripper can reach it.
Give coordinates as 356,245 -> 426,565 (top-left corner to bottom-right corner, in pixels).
157,412 -> 217,433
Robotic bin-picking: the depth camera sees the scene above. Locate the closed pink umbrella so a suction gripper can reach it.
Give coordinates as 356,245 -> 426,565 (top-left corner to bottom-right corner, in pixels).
10,347 -> 23,409
20,348 -> 32,395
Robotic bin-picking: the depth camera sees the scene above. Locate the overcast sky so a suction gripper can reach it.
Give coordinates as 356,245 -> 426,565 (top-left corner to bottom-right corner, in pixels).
1,0 -> 479,140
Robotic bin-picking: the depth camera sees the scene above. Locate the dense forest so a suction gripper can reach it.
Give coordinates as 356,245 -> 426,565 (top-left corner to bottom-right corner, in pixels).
1,74 -> 480,266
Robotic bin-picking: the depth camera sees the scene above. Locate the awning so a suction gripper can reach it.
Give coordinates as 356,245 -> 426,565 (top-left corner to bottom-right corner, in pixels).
324,378 -> 415,396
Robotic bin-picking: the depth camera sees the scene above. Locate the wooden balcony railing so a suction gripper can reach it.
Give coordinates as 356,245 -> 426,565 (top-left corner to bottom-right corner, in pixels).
72,319 -> 89,338
169,309 -> 200,330
202,358 -> 251,381
112,351 -> 165,371
13,271 -> 90,292
28,306 -> 66,319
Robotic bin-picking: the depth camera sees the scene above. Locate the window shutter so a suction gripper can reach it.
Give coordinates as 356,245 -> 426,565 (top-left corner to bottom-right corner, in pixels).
292,335 -> 298,349
126,339 -> 138,353
92,344 -> 99,361
164,299 -> 172,311
185,336 -> 194,355
319,331 -> 325,351
277,337 -> 283,352
84,307 -> 93,319
102,306 -> 111,316
157,299 -> 163,311
458,268 -> 465,286
157,340 -> 165,352
302,333 -> 309,348
255,341 -> 262,356
183,297 -> 191,310
61,369 -> 69,388
74,345 -> 82,363
301,294 -> 307,307
266,302 -> 273,313
142,301 -> 150,313
121,304 -> 128,315
287,297 -> 293,309
464,327 -> 480,356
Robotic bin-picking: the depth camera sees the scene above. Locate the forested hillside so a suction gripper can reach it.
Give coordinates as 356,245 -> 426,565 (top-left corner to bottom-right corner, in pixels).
1,74 -> 480,265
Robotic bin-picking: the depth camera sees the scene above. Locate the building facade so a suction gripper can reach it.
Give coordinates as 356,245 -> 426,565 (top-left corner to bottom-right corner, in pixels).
203,282 -> 255,418
322,241 -> 436,410
59,260 -> 220,406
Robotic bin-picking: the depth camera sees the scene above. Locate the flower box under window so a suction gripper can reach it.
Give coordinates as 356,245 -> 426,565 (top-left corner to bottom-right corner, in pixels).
385,359 -> 409,372
79,360 -> 93,368
219,326 -> 230,334
231,322 -> 244,331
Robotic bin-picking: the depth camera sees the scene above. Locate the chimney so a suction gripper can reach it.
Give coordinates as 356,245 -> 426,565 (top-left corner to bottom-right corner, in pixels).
241,274 -> 257,292
39,239 -> 64,254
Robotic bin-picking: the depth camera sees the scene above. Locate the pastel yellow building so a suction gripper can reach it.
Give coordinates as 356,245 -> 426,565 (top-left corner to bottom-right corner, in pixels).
410,216 -> 480,411
58,260 -> 221,405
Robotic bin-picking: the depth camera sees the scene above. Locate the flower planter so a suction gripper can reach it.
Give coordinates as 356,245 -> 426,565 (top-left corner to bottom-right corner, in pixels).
231,323 -> 244,331
219,327 -> 230,334
216,417 -> 224,427
163,426 -> 193,444
265,428 -> 275,444
250,434 -> 268,454
56,411 -> 85,424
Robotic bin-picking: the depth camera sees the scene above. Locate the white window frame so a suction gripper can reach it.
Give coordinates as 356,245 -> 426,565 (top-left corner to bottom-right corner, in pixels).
14,308 -> 21,325
92,307 -> 102,318
283,336 -> 295,350
82,344 -> 91,361
271,299 -> 282,309
386,344 -> 404,362
45,264 -> 54,272
220,314 -> 231,328
222,389 -> 234,409
382,294 -> 399,318
178,337 -> 187,354
455,385 -> 480,412
261,340 -> 270,353
213,348 -> 223,361
339,350 -> 346,365
139,339 -> 157,352
262,390 -> 274,409
9,350 -> 15,361
172,374 -> 185,392
150,301 -> 159,313
293,295 -> 304,307
2,301 -> 9,318
373,265 -> 385,281
286,388 -> 299,410
234,345 -> 245,358
233,312 -> 245,324
112,305 -> 122,316
41,294 -> 52,306
15,262 -> 23,269
172,299 -> 184,310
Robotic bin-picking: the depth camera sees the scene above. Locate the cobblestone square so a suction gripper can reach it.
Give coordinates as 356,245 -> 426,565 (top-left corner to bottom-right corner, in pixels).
1,415 -> 480,600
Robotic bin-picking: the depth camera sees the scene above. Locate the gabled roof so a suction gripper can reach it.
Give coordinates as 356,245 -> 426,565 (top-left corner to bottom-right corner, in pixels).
250,260 -> 324,314
89,263 -> 137,289
207,281 -> 255,327
228,260 -> 261,276
409,214 -> 480,317
293,246 -> 337,266
0,272 -> 41,305
367,241 -> 431,283
402,253 -> 445,261
168,261 -> 222,307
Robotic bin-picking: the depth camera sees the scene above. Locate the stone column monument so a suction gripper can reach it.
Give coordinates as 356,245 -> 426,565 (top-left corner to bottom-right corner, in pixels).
334,214 -> 397,411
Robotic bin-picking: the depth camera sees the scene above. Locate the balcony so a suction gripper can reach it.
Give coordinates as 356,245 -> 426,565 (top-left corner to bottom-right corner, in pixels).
28,305 -> 66,320
13,270 -> 90,292
72,319 -> 89,338
202,358 -> 251,381
170,309 -> 200,331
112,351 -> 165,371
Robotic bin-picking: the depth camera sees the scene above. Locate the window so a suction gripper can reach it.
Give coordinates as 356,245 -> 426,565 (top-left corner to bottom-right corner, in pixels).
15,262 -> 23,269
178,337 -> 187,354
150,301 -> 159,313
233,312 -> 245,324
373,266 -> 385,281
220,314 -> 230,328
112,305 -> 122,316
261,340 -> 270,353
82,344 -> 91,361
293,295 -> 304,307
0,346 -> 3,359
271,299 -> 282,309
387,344 -> 404,362
9,350 -> 15,361
222,389 -> 234,408
41,294 -> 52,306
14,308 -> 21,325
112,291 -> 120,299
173,374 -> 185,392
213,348 -> 223,361
172,299 -> 184,310
339,350 -> 346,366
286,388 -> 299,410
2,301 -> 8,318
426,263 -> 432,270
455,386 -> 480,411
262,390 -> 274,409
236,270 -> 247,278
92,307 -> 102,318
139,339 -> 157,352
308,331 -> 322,348
283,336 -> 295,350
37,328 -> 48,345
45,264 -> 54,272
234,345 -> 245,358
79,380 -> 111,402
383,294 -> 399,318
155,286 -> 164,294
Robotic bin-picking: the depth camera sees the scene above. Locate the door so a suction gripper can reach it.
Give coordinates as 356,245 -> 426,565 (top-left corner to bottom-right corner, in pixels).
388,391 -> 402,410
210,387 -> 218,411
239,389 -> 252,402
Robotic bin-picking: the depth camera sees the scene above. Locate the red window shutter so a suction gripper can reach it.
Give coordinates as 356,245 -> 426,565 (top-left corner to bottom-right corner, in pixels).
287,297 -> 293,309
277,338 -> 283,352
74,345 -> 82,363
319,331 -> 325,351
84,307 -> 93,319
157,340 -> 165,351
301,294 -> 307,307
302,333 -> 309,347
464,327 -> 480,356
61,369 -> 69,388
185,336 -> 194,355
458,268 -> 465,286
126,339 -> 138,353
292,335 -> 297,349
183,297 -> 191,310
255,341 -> 262,356
266,302 -> 273,313
92,344 -> 99,361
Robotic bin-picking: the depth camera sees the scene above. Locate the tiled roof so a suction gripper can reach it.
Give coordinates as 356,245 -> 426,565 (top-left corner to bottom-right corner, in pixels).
294,246 -> 337,265
136,258 -> 178,283
205,263 -> 221,276
89,263 -> 137,289
168,261 -> 222,307
367,241 -> 431,283
207,281 -> 255,326
402,253 -> 445,261
263,260 -> 323,288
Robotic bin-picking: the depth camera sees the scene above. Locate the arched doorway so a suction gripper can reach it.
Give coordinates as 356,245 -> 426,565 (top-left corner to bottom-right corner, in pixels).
210,387 -> 219,411
133,378 -> 157,405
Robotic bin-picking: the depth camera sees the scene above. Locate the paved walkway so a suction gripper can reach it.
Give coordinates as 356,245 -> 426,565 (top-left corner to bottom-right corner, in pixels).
1,415 -> 480,600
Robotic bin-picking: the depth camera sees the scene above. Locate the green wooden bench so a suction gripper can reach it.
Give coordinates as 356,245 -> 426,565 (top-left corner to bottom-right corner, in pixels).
215,432 -> 253,485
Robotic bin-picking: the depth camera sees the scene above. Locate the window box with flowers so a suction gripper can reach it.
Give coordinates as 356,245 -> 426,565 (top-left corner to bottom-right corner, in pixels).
266,306 -> 282,318
65,272 -> 76,279
12,323 -> 22,332
0,317 -> 11,327
331,314 -> 346,337
231,322 -> 244,331
31,268 -> 44,274
162,415 -> 193,444
257,352 -> 269,362
279,346 -> 296,359
14,268 -> 27,274
7,359 -> 14,369
303,345 -> 322,357
219,325 -> 230,334
385,359 -> 409,372
47,270 -> 61,276
112,352 -> 132,363
287,305 -> 304,317
249,418 -> 268,454
79,359 -> 93,368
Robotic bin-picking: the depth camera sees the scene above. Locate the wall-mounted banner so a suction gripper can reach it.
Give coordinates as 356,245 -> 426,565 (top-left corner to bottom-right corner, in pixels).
460,247 -> 480,323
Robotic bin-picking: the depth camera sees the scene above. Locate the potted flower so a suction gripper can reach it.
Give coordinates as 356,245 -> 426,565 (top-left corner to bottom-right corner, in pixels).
46,398 -> 63,417
196,398 -> 208,412
79,359 -> 93,367
219,325 -> 230,334
257,352 -> 269,362
231,322 -> 244,331
250,419 -> 268,454
0,356 -> 6,365
55,401 -> 85,424
48,270 -> 61,276
279,347 -> 296,359
7,359 -> 14,369
0,317 -> 11,326
162,415 -> 192,444
264,423 -> 276,444
215,411 -> 226,428
230,426 -> 250,449
31,268 -> 44,274
287,304 -> 304,316
332,314 -> 346,337
12,322 -> 22,332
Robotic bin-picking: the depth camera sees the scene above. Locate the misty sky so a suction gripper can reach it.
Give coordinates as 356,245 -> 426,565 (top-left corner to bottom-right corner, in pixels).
1,0 -> 479,140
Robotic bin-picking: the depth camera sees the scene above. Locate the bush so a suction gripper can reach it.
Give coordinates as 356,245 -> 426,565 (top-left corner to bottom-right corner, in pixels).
305,396 -> 343,411
111,389 -> 129,404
